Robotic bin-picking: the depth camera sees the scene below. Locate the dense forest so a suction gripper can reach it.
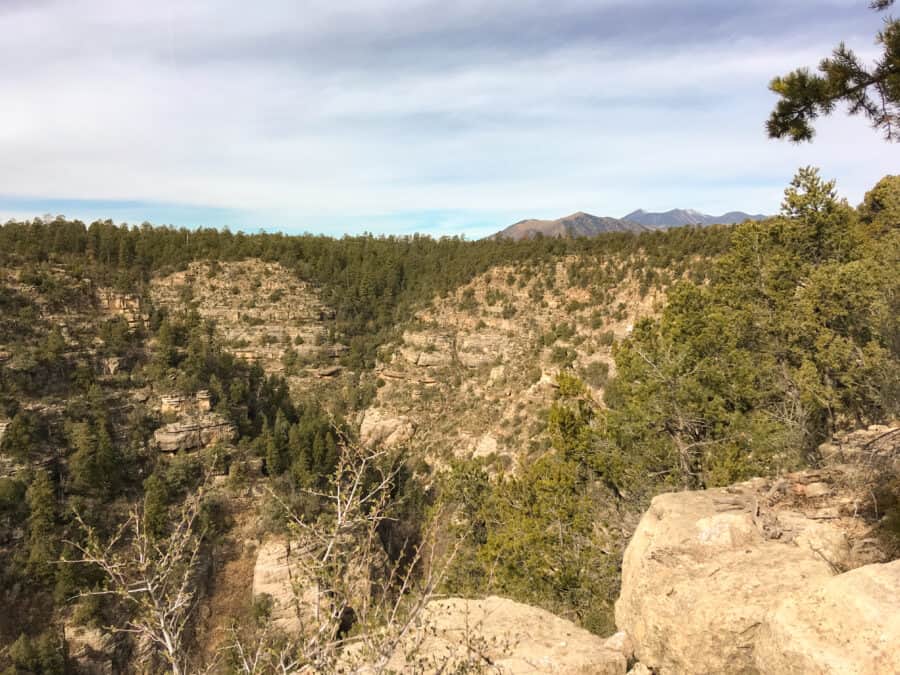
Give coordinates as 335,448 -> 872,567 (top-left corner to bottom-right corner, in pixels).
0,170 -> 898,672
0,219 -> 730,370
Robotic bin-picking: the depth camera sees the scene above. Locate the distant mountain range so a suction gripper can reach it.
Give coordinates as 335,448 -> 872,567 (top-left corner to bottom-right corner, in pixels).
492,209 -> 766,240
492,212 -> 648,240
623,209 -> 767,228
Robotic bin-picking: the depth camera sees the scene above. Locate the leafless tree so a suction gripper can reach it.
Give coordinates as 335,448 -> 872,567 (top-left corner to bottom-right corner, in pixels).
225,436 -> 462,674
65,488 -> 207,675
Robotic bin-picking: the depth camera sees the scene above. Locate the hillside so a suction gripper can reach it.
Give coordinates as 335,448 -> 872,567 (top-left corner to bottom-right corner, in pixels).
492,209 -> 767,240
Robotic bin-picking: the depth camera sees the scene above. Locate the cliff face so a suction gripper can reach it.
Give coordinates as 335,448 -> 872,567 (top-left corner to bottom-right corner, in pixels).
615,425 -> 900,674
150,260 -> 331,375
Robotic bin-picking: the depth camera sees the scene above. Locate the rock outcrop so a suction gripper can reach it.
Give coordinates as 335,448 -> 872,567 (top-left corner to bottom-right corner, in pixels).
616,425 -> 899,674
251,539 -> 312,633
251,538 -> 386,634
153,414 -> 236,452
755,559 -> 900,674
382,596 -> 627,674
359,408 -> 415,449
96,288 -> 144,328
64,623 -> 116,675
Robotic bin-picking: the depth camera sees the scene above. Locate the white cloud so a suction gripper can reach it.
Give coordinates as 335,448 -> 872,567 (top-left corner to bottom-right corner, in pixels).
0,0 -> 895,234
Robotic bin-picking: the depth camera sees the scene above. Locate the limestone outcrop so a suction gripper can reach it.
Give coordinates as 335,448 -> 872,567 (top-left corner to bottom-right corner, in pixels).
251,539 -> 313,632
251,538 -> 386,634
153,414 -> 236,452
400,332 -> 454,368
456,331 -> 508,368
755,559 -> 900,674
96,288 -> 144,328
359,408 -> 415,449
381,596 -> 627,674
615,425 -> 899,674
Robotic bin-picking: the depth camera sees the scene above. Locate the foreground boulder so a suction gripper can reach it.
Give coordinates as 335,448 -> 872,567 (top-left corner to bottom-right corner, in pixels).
382,596 -> 626,674
615,485 -> 837,673
755,560 -> 900,674
616,426 -> 899,673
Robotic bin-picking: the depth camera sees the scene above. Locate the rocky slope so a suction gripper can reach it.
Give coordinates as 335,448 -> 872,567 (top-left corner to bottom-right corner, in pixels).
150,259 -> 331,375
365,258 -> 665,469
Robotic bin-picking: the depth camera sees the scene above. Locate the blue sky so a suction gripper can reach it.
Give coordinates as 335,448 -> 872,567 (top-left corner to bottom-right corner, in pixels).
0,0 -> 895,238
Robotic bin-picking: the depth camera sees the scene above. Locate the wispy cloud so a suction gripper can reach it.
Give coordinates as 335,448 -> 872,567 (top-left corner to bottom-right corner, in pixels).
0,0 -> 894,237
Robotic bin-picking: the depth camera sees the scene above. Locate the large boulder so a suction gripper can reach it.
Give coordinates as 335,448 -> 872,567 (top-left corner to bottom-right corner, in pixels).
615,484 -> 839,673
359,408 -> 415,449
755,560 -> 900,674
380,596 -> 626,674
615,429 -> 900,675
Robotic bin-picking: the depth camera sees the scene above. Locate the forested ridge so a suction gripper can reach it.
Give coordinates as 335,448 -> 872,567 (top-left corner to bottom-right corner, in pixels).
0,220 -> 730,369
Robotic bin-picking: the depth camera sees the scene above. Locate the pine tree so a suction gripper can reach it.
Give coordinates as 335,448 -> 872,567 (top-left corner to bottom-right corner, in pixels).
143,473 -> 170,540
26,470 -> 58,581
768,1 -> 900,141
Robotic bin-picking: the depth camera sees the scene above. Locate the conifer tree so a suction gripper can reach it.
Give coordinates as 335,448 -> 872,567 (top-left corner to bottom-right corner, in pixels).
26,470 -> 58,580
768,0 -> 900,141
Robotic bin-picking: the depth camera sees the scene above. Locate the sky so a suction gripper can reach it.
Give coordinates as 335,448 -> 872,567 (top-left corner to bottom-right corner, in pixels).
0,0 -> 896,238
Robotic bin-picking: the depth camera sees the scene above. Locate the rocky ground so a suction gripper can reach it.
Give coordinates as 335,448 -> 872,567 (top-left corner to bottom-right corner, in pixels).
244,426 -> 899,673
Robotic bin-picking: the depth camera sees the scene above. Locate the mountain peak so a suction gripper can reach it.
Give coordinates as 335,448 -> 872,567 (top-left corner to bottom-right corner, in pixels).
492,212 -> 647,240
624,208 -> 766,228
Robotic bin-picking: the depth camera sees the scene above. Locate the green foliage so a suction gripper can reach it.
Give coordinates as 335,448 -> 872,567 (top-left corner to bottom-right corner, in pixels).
3,632 -> 64,675
441,375 -> 619,634
859,175 -> 900,236
767,1 -> 900,142
0,477 -> 27,532
67,418 -> 123,500
25,470 -> 58,582
0,413 -> 36,462
602,168 -> 900,500
579,360 -> 610,389
143,473 -> 171,541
